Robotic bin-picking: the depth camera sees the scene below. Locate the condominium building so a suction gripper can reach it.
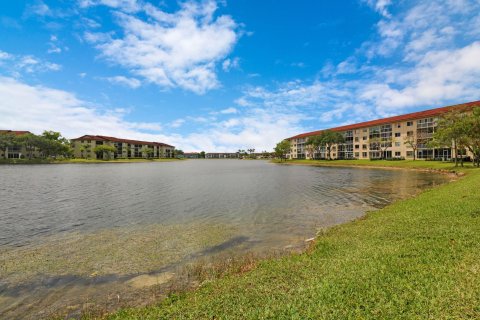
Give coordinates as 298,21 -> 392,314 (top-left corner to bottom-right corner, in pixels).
286,101 -> 479,160
0,130 -> 34,159
71,135 -> 175,159
206,152 -> 240,159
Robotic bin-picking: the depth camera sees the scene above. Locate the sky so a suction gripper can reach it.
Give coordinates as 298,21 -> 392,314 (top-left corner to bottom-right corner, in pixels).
0,0 -> 479,152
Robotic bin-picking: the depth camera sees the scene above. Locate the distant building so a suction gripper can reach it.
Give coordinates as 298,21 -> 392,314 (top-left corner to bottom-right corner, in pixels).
184,152 -> 200,159
0,130 -> 34,159
206,152 -> 239,159
286,101 -> 479,160
71,135 -> 175,159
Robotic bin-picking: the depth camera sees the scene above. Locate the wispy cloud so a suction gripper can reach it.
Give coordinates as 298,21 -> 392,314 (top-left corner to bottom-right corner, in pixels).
102,75 -> 141,88
0,50 -> 61,76
84,0 -> 240,94
78,0 -> 141,13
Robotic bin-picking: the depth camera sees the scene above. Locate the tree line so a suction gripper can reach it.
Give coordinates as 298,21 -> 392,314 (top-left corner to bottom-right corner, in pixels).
0,131 -> 72,160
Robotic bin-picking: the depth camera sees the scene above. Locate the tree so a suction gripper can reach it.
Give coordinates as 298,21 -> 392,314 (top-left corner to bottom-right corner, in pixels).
463,106 -> 480,167
430,109 -> 468,166
0,133 -> 17,159
306,135 -> 324,159
274,140 -> 291,161
16,133 -> 39,159
370,136 -> 394,159
93,145 -> 116,160
140,145 -> 154,159
174,149 -> 184,158
80,143 -> 91,159
318,130 -> 344,160
200,151 -> 206,158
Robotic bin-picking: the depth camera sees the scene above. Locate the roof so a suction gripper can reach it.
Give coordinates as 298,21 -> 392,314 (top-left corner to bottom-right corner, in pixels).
288,100 -> 480,140
72,135 -> 174,148
0,130 -> 32,136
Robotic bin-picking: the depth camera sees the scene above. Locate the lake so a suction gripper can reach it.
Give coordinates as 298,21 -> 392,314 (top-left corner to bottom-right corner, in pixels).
0,160 -> 449,319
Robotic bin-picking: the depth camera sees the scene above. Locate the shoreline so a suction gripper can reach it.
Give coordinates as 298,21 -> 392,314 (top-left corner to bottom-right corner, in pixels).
272,159 -> 466,179
0,158 -> 183,165
101,161 -> 479,319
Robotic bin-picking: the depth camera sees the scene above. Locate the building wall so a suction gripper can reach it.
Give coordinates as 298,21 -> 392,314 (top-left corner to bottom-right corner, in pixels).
0,146 -> 40,159
288,116 -> 472,160
72,139 -> 175,159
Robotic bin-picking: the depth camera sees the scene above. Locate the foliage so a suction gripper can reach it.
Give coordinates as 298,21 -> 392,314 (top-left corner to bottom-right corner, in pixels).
431,109 -> 467,166
140,145 -> 154,159
93,145 -> 116,160
0,131 -> 72,159
369,136 -> 394,159
0,133 -> 17,158
317,130 -> 344,160
463,107 -> 480,167
274,140 -> 291,161
200,151 -> 206,158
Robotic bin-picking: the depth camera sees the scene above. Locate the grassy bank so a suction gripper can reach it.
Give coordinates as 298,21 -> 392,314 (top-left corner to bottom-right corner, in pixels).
102,161 -> 480,319
272,158 -> 473,172
0,158 -> 182,165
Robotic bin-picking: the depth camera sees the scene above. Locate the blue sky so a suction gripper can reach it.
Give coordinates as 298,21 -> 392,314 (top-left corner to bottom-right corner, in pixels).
1,0 -> 479,152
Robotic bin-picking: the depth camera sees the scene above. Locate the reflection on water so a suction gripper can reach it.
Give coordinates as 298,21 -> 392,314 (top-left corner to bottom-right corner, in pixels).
0,160 -> 449,319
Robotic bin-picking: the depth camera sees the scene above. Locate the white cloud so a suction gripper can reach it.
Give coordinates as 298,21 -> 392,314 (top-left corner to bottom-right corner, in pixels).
25,1 -> 52,17
170,119 -> 185,128
219,107 -> 237,114
360,42 -> 480,112
78,0 -> 141,12
85,0 -> 240,94
103,75 -> 141,88
0,51 -> 61,75
0,76 -> 169,142
0,51 -> 12,60
364,0 -> 392,18
222,57 -> 240,71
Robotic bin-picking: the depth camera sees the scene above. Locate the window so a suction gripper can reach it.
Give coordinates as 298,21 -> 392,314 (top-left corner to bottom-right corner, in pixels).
395,132 -> 401,137
355,144 -> 359,149
354,137 -> 359,142
395,142 -> 401,147
395,152 -> 401,157
407,131 -> 414,137
407,121 -> 413,126
362,144 -> 367,150
406,151 -> 414,157
362,152 -> 368,157
397,124 -> 401,128
363,136 -> 367,140
354,152 -> 359,157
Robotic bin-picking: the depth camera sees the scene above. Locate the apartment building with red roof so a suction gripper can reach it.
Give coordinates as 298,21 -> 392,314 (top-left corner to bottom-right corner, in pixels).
286,101 -> 479,160
71,135 -> 175,159
0,130 -> 34,159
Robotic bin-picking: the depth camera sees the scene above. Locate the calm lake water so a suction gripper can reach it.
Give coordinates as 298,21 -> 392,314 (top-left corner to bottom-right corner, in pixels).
0,160 -> 449,319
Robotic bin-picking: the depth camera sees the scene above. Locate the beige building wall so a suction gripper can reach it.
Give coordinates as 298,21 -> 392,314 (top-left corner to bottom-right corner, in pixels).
72,139 -> 175,159
288,115 -> 472,160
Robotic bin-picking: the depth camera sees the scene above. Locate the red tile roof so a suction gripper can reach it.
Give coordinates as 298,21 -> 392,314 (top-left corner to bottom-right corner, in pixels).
288,100 -> 480,140
71,135 -> 174,148
0,130 -> 32,136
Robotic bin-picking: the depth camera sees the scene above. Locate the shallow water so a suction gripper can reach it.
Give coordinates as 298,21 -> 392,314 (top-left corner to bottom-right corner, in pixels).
0,160 -> 449,318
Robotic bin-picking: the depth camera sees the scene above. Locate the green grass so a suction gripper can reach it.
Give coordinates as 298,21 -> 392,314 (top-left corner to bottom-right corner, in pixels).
103,162 -> 480,320
274,158 -> 474,172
